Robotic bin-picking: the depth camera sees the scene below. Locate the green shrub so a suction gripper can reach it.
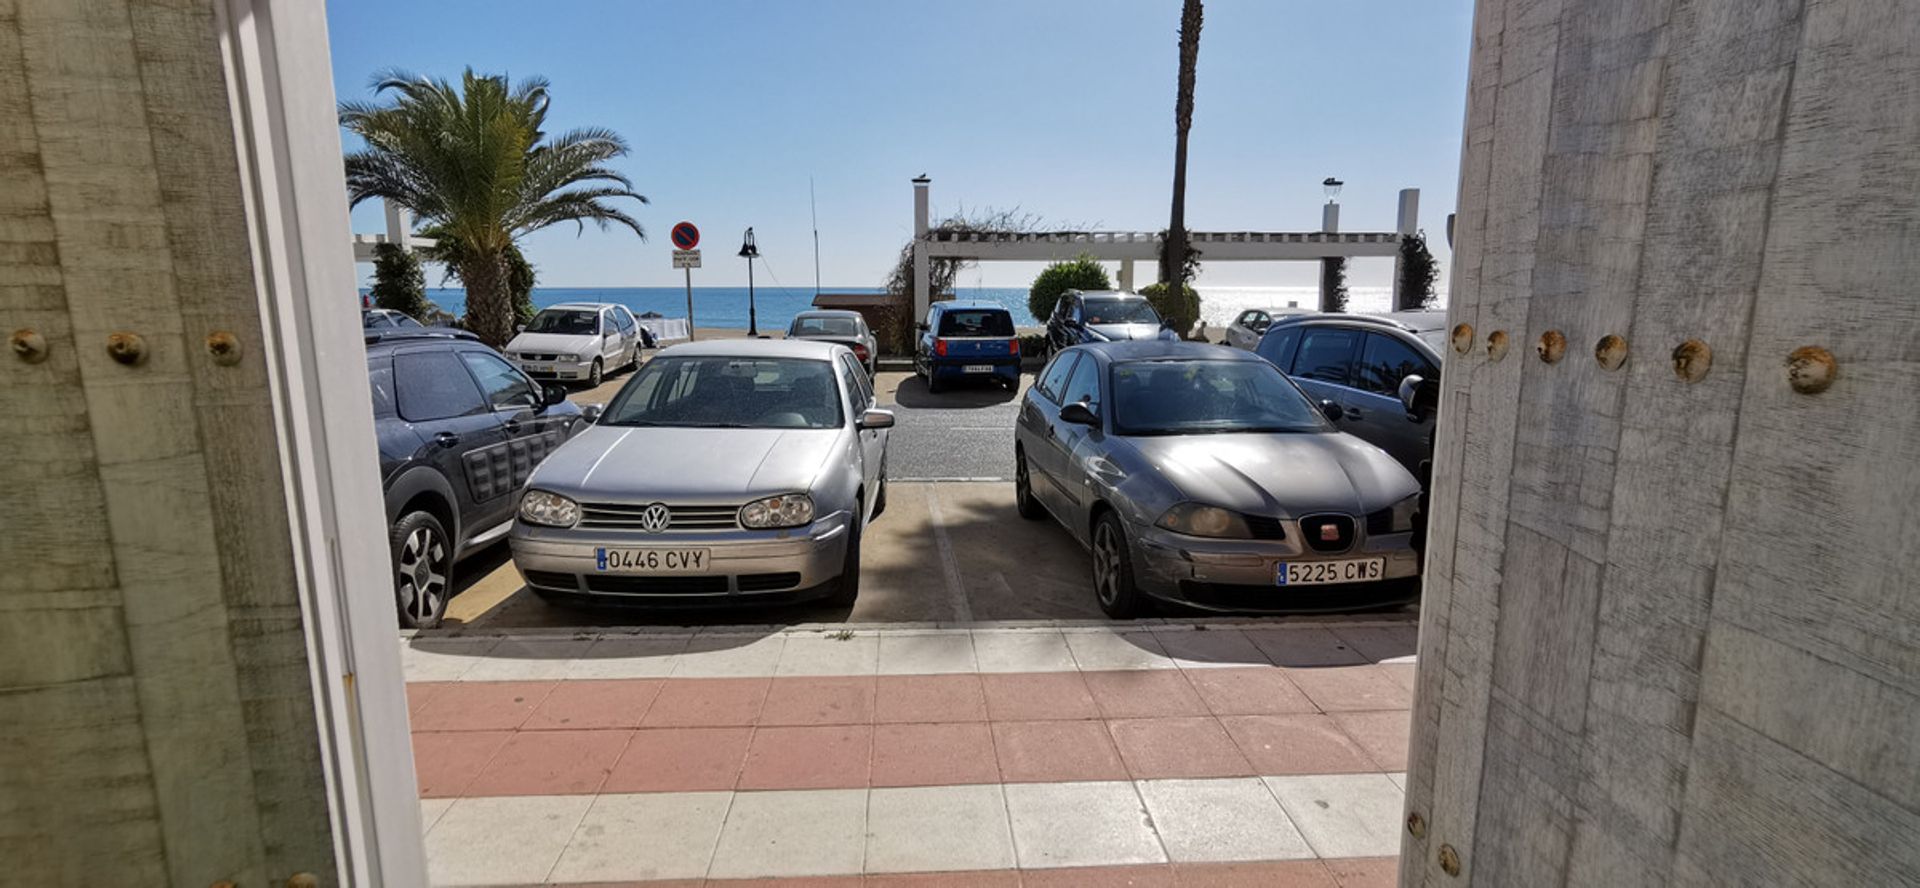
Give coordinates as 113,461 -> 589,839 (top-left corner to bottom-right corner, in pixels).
1139,281 -> 1201,337
368,242 -> 430,318
1028,255 -> 1111,322
505,243 -> 537,326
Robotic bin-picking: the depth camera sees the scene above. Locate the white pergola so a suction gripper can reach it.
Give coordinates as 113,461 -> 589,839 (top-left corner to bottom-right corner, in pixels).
908,176 -> 1420,319
351,199 -> 436,262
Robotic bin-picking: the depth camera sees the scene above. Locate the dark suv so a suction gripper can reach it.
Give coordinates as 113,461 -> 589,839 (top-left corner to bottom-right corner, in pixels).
1254,311 -> 1448,480
367,329 -> 585,627
1045,290 -> 1180,353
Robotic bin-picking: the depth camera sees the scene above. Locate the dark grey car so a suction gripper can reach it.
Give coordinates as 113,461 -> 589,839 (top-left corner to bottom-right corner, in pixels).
1253,311 -> 1447,479
1013,341 -> 1423,617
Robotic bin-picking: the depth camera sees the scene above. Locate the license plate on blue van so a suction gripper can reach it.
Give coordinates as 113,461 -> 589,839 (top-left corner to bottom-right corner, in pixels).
963,364 -> 993,373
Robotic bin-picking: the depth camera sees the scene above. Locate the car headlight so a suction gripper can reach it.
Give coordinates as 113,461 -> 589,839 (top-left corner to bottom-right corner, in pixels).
1155,503 -> 1254,539
519,490 -> 580,528
567,353 -> 584,363
740,494 -> 815,529
1389,493 -> 1421,533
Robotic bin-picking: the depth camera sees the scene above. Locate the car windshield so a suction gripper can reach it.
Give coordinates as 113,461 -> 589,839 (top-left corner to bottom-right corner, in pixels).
1111,359 -> 1329,436
601,356 -> 844,429
790,316 -> 862,337
525,309 -> 598,335
938,309 -> 1015,337
1084,299 -> 1161,326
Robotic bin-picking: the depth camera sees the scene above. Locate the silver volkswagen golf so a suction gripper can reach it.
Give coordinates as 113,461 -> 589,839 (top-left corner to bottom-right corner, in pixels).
1015,341 -> 1422,617
509,339 -> 893,607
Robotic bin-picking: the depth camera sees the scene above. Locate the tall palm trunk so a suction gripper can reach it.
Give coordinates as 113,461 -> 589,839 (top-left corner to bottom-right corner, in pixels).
1162,0 -> 1204,288
459,251 -> 514,347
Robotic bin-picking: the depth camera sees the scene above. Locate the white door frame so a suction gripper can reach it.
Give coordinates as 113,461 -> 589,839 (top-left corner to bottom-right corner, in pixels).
215,1 -> 425,883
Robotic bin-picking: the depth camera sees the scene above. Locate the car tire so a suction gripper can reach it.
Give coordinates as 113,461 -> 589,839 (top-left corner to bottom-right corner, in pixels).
872,467 -> 888,520
587,358 -> 604,388
926,372 -> 943,394
1090,510 -> 1147,619
391,510 -> 452,629
1014,450 -> 1046,521
823,508 -> 862,607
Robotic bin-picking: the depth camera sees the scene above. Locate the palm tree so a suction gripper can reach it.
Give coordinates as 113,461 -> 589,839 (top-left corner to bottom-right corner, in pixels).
1161,0 -> 1204,290
341,69 -> 647,345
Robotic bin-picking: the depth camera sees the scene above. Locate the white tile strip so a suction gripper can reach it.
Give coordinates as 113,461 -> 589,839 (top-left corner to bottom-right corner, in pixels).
406,622 -> 1416,683
424,774 -> 1403,883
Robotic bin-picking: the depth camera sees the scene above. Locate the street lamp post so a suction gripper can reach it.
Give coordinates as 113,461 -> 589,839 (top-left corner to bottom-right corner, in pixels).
738,227 -> 761,337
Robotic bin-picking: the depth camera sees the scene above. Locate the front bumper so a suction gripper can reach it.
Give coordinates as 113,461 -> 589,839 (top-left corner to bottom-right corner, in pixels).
512,356 -> 595,381
509,512 -> 852,605
1129,520 -> 1421,613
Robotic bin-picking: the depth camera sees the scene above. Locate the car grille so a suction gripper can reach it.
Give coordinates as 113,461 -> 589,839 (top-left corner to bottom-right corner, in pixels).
578,502 -> 741,531
1243,516 -> 1287,541
1298,514 -> 1357,553
522,569 -> 578,591
518,352 -> 565,362
1364,508 -> 1396,536
585,574 -> 730,595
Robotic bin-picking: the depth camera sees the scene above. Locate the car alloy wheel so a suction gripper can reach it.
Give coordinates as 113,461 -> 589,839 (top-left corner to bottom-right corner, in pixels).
588,358 -> 604,387
397,523 -> 448,626
1092,521 -> 1127,607
1015,452 -> 1045,520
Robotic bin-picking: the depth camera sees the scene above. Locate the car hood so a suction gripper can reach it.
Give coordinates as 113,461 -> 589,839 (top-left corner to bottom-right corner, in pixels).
529,424 -> 841,501
1118,431 -> 1417,515
1087,323 -> 1171,342
506,331 -> 597,354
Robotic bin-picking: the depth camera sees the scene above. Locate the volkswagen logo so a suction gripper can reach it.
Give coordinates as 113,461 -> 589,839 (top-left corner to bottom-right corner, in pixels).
637,503 -> 671,533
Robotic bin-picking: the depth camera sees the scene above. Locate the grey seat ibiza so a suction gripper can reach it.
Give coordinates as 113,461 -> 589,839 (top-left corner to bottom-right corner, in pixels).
1014,341 -> 1422,617
509,339 -> 894,608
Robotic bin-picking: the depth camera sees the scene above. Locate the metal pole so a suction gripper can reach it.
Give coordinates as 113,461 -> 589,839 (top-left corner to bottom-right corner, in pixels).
746,257 -> 758,337
684,265 -> 697,342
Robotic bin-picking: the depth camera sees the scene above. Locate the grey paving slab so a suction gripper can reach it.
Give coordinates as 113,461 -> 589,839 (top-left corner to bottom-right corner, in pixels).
1153,628 -> 1272,669
876,632 -> 979,674
1062,630 -> 1177,671
865,784 -> 1016,873
777,634 -> 881,676
671,634 -> 787,678
707,788 -> 868,878
401,637 -> 499,682
1264,773 -> 1405,858
459,638 -> 595,681
548,791 -> 731,882
419,797 -> 454,834
1242,628 -> 1369,668
565,636 -> 689,679
424,795 -> 592,886
1004,781 -> 1167,869
1137,778 -> 1313,862
1387,771 -> 1406,789
970,629 -> 1078,673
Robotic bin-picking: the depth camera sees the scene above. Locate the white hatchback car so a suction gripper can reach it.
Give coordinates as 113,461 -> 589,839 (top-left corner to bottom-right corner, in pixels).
506,302 -> 642,386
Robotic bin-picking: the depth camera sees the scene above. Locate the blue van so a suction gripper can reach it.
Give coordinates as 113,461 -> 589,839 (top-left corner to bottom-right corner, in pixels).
914,302 -> 1021,392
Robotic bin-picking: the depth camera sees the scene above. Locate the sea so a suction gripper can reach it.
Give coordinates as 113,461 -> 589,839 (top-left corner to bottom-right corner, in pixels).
414,285 -> 1443,332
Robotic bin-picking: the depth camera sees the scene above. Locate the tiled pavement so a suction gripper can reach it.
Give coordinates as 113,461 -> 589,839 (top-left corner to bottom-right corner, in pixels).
404,622 -> 1417,886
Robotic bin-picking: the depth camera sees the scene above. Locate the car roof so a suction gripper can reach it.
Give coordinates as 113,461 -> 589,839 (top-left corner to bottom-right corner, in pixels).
1371,309 -> 1448,332
1240,306 -> 1316,316
793,309 -> 863,319
933,301 -> 1011,312
364,328 -> 481,350
1070,290 -> 1149,301
1069,340 -> 1260,363
1271,312 -> 1422,335
654,338 -> 846,360
544,301 -> 619,311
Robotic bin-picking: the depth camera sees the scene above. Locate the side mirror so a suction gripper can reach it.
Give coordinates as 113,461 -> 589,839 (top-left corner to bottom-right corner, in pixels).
579,404 -> 604,423
916,322 -> 930,332
515,324 -> 527,334
1161,317 -> 1176,330
858,408 -> 896,430
540,382 -> 569,407
1320,399 -> 1345,423
1059,401 -> 1100,427
1397,374 -> 1439,420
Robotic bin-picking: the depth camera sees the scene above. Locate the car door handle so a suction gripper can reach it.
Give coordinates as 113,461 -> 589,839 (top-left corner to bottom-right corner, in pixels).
503,419 -> 522,434
434,431 -> 460,448
1345,407 -> 1363,420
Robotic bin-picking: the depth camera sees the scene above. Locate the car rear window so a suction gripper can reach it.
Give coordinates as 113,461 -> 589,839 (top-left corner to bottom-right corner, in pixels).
938,309 -> 1014,337
792,316 -> 862,337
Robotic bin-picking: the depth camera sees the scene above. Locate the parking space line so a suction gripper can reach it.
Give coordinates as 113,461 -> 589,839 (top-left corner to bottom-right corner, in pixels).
923,484 -> 974,623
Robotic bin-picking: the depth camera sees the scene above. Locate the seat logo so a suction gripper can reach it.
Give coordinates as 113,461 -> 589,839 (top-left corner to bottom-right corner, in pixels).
1319,523 -> 1341,542
638,503 -> 671,533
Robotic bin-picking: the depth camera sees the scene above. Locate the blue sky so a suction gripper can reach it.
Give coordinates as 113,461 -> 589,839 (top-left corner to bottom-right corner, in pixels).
328,0 -> 1473,289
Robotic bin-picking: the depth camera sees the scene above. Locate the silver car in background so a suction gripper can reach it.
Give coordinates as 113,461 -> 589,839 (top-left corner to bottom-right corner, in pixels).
509,339 -> 894,607
505,301 -> 643,387
1014,341 -> 1422,617
787,309 -> 878,375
